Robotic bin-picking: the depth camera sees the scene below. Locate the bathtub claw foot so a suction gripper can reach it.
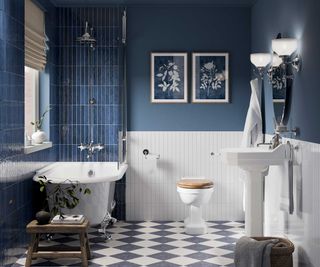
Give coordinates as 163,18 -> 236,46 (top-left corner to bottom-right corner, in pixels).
99,231 -> 112,242
99,209 -> 117,241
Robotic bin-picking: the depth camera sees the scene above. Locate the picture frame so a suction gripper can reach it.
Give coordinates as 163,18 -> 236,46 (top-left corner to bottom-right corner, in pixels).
192,52 -> 229,103
151,52 -> 188,103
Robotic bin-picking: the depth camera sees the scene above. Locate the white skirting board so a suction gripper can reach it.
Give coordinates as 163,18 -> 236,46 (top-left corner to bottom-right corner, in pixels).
126,131 -> 244,221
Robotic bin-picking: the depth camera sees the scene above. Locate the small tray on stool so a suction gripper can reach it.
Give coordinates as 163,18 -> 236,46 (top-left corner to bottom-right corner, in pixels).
25,219 -> 91,267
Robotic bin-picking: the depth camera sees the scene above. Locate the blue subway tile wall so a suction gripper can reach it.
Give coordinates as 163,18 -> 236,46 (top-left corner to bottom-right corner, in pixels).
0,0 -> 58,265
57,7 -> 124,162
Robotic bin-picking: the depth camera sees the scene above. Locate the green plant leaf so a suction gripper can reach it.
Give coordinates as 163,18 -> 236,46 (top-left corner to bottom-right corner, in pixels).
84,188 -> 91,194
46,177 -> 91,215
67,189 -> 74,195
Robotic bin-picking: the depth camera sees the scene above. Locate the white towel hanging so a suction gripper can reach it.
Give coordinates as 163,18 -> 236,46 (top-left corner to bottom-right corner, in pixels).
241,78 -> 263,147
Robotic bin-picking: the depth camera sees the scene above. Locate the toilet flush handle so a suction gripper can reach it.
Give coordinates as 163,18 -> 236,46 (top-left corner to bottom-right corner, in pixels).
143,149 -> 160,160
143,149 -> 149,159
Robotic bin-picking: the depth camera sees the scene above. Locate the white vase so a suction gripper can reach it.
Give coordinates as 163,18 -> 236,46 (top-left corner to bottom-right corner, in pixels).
32,130 -> 47,144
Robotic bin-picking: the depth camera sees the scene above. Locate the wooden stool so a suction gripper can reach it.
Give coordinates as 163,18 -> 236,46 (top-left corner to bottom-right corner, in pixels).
25,219 -> 91,267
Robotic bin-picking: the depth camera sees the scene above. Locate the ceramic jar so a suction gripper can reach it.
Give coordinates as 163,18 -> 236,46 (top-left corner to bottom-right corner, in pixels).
32,130 -> 47,144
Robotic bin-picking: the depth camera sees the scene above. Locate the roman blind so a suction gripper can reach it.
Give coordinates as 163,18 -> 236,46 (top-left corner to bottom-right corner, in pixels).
25,0 -> 47,71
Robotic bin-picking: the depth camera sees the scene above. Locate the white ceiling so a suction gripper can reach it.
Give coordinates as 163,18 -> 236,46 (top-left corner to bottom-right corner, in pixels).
51,0 -> 256,7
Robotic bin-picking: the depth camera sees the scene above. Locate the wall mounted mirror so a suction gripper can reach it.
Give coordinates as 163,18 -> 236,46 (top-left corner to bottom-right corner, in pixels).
270,60 -> 292,131
268,34 -> 301,133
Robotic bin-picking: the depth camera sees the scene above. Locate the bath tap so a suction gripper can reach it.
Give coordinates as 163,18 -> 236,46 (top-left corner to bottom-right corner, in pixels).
78,143 -> 87,151
78,141 -> 105,158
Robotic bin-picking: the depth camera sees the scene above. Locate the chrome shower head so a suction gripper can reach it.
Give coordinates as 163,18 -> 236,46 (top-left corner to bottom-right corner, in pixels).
77,21 -> 96,46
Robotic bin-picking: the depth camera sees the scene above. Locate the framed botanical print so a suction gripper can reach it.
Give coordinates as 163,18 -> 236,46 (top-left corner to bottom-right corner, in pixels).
151,52 -> 188,103
192,53 -> 229,103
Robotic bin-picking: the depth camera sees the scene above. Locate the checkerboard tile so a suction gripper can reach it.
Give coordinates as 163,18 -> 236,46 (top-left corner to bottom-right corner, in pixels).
13,221 -> 244,267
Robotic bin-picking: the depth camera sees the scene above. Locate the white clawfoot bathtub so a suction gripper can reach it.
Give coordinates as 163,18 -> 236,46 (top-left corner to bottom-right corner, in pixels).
33,162 -> 127,225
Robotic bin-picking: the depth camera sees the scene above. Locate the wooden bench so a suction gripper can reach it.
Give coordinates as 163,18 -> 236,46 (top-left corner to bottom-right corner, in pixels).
25,219 -> 91,267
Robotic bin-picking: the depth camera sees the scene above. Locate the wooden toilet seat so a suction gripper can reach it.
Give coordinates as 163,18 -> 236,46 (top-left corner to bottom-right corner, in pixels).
177,179 -> 214,189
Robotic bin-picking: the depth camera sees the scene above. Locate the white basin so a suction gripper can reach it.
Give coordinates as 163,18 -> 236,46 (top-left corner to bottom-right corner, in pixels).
221,144 -> 290,236
222,144 -> 289,171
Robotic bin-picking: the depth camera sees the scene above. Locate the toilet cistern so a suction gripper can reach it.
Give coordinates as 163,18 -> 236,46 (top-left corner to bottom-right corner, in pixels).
177,178 -> 214,235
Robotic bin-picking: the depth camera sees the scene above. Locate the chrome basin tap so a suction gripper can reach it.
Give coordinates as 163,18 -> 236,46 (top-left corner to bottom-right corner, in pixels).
78,141 -> 105,158
271,133 -> 282,149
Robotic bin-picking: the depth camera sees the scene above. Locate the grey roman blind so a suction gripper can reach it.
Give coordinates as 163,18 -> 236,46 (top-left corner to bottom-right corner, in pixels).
25,0 -> 47,71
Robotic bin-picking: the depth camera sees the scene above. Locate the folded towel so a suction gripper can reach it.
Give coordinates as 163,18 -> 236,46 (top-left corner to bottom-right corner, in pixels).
234,236 -> 279,267
280,158 -> 294,215
288,159 -> 294,214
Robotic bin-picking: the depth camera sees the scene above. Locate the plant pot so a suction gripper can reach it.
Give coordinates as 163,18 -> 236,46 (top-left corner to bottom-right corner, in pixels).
35,210 -> 51,225
32,130 -> 47,144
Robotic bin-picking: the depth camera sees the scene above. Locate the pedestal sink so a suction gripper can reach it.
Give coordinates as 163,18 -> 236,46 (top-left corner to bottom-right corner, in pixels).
221,144 -> 290,236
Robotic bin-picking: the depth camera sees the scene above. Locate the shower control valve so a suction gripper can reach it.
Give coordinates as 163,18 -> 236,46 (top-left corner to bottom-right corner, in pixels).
78,142 -> 105,158
95,143 -> 105,151
78,143 -> 87,151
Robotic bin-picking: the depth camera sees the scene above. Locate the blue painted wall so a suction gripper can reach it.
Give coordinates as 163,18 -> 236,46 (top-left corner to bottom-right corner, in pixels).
252,0 -> 320,144
127,5 -> 251,131
57,7 -> 124,162
0,0 -> 58,264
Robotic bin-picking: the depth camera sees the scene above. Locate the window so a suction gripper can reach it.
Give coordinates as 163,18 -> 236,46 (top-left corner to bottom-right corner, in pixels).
25,0 -> 47,71
24,0 -> 51,153
24,66 -> 39,139
24,66 -> 52,153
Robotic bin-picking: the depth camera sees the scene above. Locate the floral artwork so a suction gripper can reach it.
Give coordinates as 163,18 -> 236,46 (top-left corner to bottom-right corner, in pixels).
151,53 -> 187,103
192,53 -> 229,103
157,61 -> 181,93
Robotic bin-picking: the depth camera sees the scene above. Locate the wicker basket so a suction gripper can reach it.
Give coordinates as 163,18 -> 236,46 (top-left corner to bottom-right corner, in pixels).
252,237 -> 295,267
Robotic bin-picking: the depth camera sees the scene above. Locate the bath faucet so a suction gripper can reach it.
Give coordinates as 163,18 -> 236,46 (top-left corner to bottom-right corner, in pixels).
78,141 -> 105,158
78,143 -> 87,151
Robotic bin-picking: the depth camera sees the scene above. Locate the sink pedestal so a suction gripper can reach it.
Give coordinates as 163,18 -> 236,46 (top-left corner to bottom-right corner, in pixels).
221,144 -> 289,237
244,170 -> 266,236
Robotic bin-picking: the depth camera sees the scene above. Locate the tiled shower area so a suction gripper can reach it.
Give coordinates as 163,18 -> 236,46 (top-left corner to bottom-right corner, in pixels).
57,7 -> 124,162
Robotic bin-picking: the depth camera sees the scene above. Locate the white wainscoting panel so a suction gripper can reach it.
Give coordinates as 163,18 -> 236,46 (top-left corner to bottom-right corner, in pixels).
264,135 -> 320,267
126,131 -> 244,221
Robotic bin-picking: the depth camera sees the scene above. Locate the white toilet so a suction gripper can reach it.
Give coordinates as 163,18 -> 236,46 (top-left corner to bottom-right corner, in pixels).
177,178 -> 214,235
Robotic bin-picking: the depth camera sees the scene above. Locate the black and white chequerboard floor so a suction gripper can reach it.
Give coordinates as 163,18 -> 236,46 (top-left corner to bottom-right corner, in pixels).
14,221 -> 244,267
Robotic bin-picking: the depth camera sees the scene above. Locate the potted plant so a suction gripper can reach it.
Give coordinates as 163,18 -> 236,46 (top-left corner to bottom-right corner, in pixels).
35,176 -> 91,224
30,107 -> 50,144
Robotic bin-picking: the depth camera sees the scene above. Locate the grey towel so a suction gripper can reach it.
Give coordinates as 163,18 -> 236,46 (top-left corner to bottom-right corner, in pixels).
288,159 -> 294,214
234,236 -> 279,267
